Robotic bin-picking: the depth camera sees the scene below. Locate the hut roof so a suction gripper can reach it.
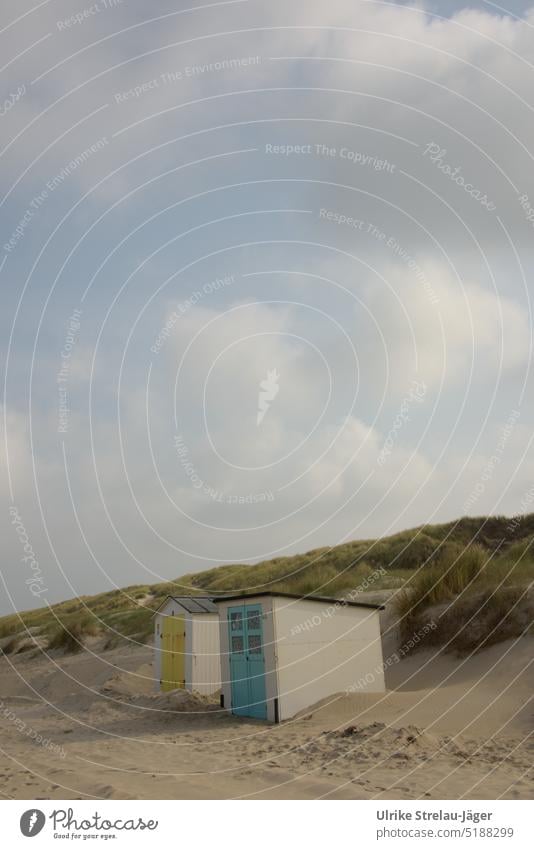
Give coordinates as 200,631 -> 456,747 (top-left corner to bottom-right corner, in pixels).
212,591 -> 385,610
153,595 -> 218,615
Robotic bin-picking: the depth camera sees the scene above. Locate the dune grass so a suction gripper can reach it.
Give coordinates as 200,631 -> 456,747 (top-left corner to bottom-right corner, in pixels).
395,544 -> 488,621
102,607 -> 154,641
395,541 -> 534,653
429,587 -> 531,654
47,617 -> 100,654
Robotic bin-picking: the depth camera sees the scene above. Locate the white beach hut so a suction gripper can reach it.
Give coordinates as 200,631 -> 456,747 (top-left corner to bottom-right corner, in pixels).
215,592 -> 385,721
153,596 -> 221,695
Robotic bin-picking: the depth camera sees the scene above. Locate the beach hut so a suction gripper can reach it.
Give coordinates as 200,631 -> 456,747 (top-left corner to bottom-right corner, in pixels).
153,596 -> 221,695
215,592 -> 385,722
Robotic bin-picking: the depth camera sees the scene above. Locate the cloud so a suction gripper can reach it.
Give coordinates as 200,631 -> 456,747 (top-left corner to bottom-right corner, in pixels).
2,2 -> 534,211
363,259 -> 530,390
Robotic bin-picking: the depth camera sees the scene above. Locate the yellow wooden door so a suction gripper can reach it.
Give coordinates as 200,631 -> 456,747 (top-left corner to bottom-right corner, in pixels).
161,615 -> 186,691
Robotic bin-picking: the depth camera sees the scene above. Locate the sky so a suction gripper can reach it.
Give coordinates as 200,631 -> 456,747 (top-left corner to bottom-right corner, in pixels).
1,0 -> 533,615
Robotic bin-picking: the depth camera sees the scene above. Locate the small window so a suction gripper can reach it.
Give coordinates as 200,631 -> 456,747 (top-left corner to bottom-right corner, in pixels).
230,611 -> 243,631
247,610 -> 261,630
231,636 -> 244,654
248,634 -> 262,654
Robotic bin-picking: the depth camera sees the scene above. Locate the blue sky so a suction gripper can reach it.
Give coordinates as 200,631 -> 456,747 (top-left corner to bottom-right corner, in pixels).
1,0 -> 534,614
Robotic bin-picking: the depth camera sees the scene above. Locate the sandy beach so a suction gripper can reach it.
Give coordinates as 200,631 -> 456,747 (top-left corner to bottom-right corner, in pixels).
1,633 -> 532,800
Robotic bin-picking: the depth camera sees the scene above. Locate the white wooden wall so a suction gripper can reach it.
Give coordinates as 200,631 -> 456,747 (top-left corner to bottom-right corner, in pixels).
153,600 -> 221,695
273,597 -> 385,721
190,613 -> 221,695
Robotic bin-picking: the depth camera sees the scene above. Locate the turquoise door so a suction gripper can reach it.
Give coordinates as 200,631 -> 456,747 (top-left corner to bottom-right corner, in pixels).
228,604 -> 267,719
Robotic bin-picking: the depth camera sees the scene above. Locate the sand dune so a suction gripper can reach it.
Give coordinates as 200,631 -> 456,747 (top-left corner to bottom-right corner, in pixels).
0,635 -> 532,799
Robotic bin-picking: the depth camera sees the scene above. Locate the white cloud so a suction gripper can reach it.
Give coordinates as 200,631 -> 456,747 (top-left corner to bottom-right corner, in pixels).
364,259 -> 531,389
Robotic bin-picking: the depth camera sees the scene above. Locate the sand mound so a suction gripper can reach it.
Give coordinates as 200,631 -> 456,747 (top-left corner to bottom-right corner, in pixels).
99,663 -> 154,697
327,722 -> 444,757
284,721 -> 493,774
148,688 -> 219,712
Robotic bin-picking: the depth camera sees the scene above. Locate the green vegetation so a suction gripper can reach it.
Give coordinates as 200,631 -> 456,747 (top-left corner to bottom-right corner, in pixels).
46,616 -> 100,653
427,587 -> 531,654
1,513 -> 532,655
395,540 -> 534,654
395,544 -> 488,623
